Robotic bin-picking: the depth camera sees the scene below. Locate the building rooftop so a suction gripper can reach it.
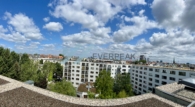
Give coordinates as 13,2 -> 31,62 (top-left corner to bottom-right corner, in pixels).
0,75 -> 182,107
134,64 -> 195,72
156,82 -> 195,103
77,82 -> 96,93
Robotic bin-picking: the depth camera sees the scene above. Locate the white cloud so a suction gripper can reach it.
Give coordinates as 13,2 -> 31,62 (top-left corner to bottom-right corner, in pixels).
0,25 -> 8,33
43,17 -> 50,22
151,0 -> 195,32
62,31 -> 112,45
5,12 -> 43,40
43,22 -> 63,32
42,44 -> 55,48
49,0 -> 147,30
113,15 -> 159,42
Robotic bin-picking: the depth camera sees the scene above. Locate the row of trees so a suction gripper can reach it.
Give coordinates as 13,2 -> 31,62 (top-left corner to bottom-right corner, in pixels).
94,70 -> 134,99
0,47 -> 63,89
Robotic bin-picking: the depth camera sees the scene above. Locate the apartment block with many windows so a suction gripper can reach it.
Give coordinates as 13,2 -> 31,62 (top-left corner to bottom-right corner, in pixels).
63,60 -> 131,88
130,65 -> 195,95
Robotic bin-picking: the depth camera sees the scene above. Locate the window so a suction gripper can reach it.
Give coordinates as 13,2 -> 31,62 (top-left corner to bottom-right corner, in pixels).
144,68 -> 147,70
139,79 -> 142,82
149,68 -> 153,71
155,74 -> 159,78
136,66 -> 139,69
170,77 -> 175,81
155,69 -> 159,72
76,78 -> 79,80
170,71 -> 175,75
179,72 -> 186,76
148,88 -> 153,91
162,81 -> 167,85
162,70 -> 166,73
149,73 -> 153,76
148,83 -> 153,86
143,90 -> 147,93
139,71 -> 142,74
140,67 -> 143,70
149,78 -> 153,81
144,72 -> 147,75
162,76 -> 167,79
155,79 -> 159,83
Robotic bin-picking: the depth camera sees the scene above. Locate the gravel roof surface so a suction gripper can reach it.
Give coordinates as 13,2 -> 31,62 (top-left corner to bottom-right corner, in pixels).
0,78 -> 9,85
0,87 -> 174,107
0,75 -> 182,107
175,89 -> 195,100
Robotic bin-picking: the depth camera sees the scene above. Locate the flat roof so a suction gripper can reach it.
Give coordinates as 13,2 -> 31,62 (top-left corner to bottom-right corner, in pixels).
156,82 -> 195,102
0,75 -> 182,107
133,64 -> 195,72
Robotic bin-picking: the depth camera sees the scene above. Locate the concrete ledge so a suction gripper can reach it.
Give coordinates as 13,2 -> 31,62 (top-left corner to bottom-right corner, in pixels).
0,75 -> 182,107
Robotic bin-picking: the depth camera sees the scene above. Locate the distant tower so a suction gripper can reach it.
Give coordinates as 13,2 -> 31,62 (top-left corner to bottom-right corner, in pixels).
173,57 -> 175,64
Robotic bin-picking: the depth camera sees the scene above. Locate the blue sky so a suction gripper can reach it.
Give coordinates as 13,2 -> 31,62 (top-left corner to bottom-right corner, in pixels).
0,0 -> 195,63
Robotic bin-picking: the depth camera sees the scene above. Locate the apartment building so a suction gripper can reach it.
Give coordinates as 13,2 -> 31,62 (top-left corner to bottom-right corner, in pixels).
130,65 -> 195,95
63,58 -> 195,94
63,59 -> 131,88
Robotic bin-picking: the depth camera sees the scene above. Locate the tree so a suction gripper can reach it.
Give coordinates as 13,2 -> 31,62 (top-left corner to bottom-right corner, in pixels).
49,79 -> 76,96
20,53 -> 30,64
88,91 -> 95,99
139,60 -> 146,64
20,60 -> 38,81
40,59 -> 43,64
34,71 -> 47,89
42,62 -> 56,81
55,62 -> 63,78
7,61 -> 20,80
95,70 -> 115,99
117,90 -> 127,98
113,73 -> 134,97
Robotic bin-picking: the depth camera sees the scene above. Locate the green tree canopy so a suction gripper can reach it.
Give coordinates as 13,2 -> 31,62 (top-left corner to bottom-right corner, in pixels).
49,79 -> 76,96
95,70 -> 115,99
114,73 -> 134,97
39,59 -> 43,64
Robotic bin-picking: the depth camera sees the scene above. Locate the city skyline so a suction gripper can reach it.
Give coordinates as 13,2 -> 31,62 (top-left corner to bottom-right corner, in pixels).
0,0 -> 195,63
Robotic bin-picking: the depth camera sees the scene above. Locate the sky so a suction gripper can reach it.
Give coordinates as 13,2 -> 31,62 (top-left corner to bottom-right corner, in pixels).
0,0 -> 195,63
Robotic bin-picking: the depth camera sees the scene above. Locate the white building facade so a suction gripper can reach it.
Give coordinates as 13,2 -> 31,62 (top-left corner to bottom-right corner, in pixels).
63,60 -> 195,94
130,65 -> 195,95
63,60 -> 131,88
